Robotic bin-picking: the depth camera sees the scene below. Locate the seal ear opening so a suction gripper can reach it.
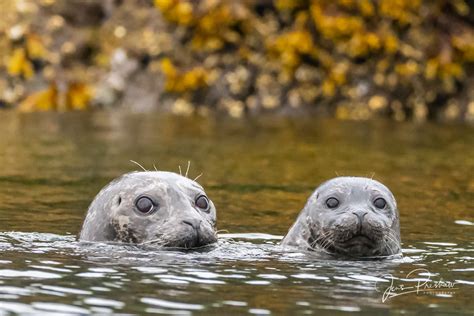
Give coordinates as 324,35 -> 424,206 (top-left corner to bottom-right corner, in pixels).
116,196 -> 122,206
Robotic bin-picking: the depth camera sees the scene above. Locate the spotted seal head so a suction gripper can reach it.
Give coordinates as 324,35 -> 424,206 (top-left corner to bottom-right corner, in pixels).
281,177 -> 401,259
79,171 -> 217,248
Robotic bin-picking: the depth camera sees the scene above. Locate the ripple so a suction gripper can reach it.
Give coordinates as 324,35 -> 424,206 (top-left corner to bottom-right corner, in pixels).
184,271 -> 220,279
40,285 -> 92,295
454,280 -> 474,285
348,274 -> 390,282
76,272 -> 105,278
249,308 -> 271,315
160,278 -> 190,285
245,280 -> 271,285
31,302 -> 89,314
140,297 -> 204,310
291,273 -> 329,280
0,269 -> 61,279
402,248 -> 426,253
30,265 -> 73,273
223,300 -> 247,307
0,286 -> 31,295
320,305 -> 361,312
155,274 -> 225,285
145,308 -> 192,315
89,267 -> 118,273
84,297 -> 125,308
257,274 -> 287,280
0,302 -> 35,314
424,242 -> 458,246
133,267 -> 168,274
454,220 -> 473,226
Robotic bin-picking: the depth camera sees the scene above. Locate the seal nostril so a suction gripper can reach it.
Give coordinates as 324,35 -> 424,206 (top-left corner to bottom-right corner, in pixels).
183,219 -> 201,230
352,211 -> 367,222
352,212 -> 368,234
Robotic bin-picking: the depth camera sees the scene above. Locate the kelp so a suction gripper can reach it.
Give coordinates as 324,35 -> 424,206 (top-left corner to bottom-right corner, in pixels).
0,0 -> 473,121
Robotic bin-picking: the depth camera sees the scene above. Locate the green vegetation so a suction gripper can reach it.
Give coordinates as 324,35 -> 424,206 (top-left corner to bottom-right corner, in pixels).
1,0 -> 474,121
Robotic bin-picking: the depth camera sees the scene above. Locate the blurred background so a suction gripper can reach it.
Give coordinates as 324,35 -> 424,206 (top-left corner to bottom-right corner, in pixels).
1,0 -> 474,121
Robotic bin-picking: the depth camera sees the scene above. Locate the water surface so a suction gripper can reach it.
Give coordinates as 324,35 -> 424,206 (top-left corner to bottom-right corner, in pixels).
0,111 -> 472,315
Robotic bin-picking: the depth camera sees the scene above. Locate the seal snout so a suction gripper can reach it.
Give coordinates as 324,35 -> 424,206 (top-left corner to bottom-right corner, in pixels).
182,219 -> 202,245
180,218 -> 217,248
351,210 -> 368,234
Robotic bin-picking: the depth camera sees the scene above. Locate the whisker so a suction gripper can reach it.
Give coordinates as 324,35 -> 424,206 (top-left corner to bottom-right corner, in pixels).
193,173 -> 203,181
185,161 -> 191,178
178,165 -> 182,176
153,164 -> 158,171
130,160 -> 147,171
140,238 -> 164,245
310,232 -> 334,255
309,230 -> 332,251
381,232 -> 397,255
216,229 -> 230,234
385,232 -> 400,255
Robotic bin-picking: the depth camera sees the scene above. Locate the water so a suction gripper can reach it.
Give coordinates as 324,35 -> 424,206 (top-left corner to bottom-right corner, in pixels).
0,111 -> 472,315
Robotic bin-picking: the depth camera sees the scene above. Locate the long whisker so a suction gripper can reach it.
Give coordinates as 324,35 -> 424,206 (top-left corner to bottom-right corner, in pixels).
384,232 -> 400,255
318,232 -> 335,252
140,238 -> 165,246
384,241 -> 394,256
185,161 -> 191,178
382,238 -> 394,256
178,165 -> 182,176
309,230 -> 332,250
130,160 -> 147,171
216,229 -> 229,234
193,173 -> 203,181
153,164 -> 158,171
310,232 -> 334,255
319,235 -> 333,251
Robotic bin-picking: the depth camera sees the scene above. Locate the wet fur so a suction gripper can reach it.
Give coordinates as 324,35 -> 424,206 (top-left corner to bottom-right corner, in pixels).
281,177 -> 401,259
80,171 -> 218,249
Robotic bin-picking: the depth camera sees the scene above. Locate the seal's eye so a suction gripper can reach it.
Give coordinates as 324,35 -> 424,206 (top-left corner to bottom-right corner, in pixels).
374,197 -> 387,209
195,195 -> 209,210
326,197 -> 339,209
135,196 -> 155,214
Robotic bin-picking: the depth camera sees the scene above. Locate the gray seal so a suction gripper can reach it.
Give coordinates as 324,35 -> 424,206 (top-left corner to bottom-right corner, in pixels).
281,177 -> 401,259
79,171 -> 217,249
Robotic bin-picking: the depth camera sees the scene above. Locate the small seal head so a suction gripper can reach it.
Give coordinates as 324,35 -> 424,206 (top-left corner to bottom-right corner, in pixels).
281,177 -> 401,259
79,171 -> 217,249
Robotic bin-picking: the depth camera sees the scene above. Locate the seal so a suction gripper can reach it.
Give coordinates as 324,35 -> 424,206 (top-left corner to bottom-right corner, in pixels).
281,177 -> 401,259
79,171 -> 217,249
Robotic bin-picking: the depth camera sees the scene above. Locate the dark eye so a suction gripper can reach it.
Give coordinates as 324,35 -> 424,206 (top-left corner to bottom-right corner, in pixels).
135,196 -> 155,214
326,197 -> 339,209
374,198 -> 387,209
195,195 -> 209,210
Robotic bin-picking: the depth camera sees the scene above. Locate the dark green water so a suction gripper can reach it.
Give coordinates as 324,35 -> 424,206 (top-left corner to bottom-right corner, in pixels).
0,111 -> 472,315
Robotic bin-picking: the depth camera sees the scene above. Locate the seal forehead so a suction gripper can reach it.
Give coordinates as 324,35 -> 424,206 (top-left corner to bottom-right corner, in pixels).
114,171 -> 203,193
318,177 -> 393,197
